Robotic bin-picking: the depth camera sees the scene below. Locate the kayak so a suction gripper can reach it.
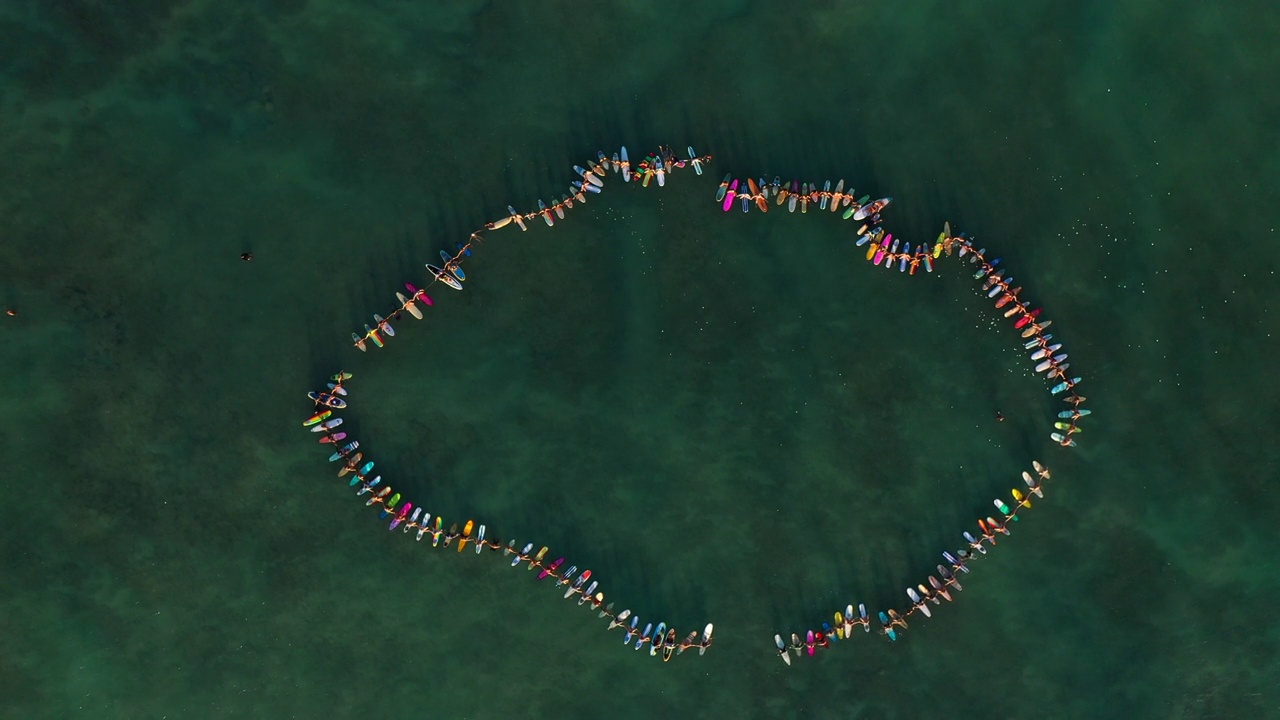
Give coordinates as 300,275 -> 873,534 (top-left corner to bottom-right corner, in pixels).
474,524 -> 486,554
700,623 -> 713,656
715,173 -> 731,202
373,315 -> 394,337
318,432 -> 348,444
405,282 -> 434,307
537,556 -> 564,580
721,179 -> 738,212
439,251 -> 466,281
775,635 -> 792,665
396,292 -> 424,319
426,264 -> 463,291
854,197 -> 891,221
508,206 -> 528,232
309,392 -> 347,409
303,410 -> 332,427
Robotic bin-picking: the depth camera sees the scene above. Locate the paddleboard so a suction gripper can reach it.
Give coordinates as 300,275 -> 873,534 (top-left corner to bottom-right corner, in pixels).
508,206 -> 527,231
303,410 -> 332,427
373,315 -> 394,337
405,282 -> 434,306
715,173 -> 730,202
700,623 -> 713,655
318,432 -> 347,444
722,179 -> 738,212
395,292 -> 424,319
926,575 -> 951,602
310,417 -> 342,433
338,452 -> 364,478
439,251 -> 467,281
651,622 -> 666,656
620,147 -> 631,182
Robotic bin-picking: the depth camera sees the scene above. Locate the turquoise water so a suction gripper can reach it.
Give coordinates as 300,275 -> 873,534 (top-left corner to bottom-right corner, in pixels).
2,1 -> 1278,717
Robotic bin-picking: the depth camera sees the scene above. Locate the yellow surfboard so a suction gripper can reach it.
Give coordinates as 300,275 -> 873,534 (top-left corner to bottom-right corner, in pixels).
1012,488 -> 1030,509
457,519 -> 474,552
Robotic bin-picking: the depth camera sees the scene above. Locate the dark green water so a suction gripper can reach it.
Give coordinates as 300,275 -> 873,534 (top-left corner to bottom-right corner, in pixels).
3,1 -> 1278,718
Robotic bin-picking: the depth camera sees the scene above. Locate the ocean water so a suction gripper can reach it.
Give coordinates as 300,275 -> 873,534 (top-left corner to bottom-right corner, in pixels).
2,1 -> 1278,718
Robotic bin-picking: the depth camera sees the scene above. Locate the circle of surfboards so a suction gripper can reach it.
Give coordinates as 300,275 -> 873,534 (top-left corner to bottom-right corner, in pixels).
308,143 -> 1089,663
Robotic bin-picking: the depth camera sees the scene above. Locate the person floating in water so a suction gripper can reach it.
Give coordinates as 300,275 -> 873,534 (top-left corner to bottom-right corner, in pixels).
240,252 -> 253,261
